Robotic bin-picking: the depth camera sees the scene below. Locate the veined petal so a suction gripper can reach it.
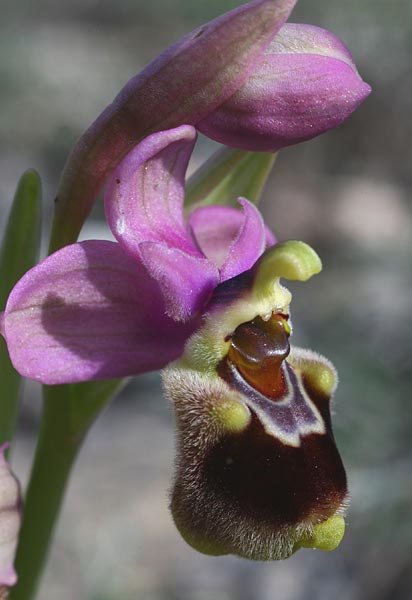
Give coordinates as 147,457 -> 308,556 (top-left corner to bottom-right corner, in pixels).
197,23 -> 371,151
219,198 -> 267,281
188,204 -> 250,269
105,126 -> 200,260
139,242 -> 219,322
188,200 -> 274,277
2,241 -> 195,384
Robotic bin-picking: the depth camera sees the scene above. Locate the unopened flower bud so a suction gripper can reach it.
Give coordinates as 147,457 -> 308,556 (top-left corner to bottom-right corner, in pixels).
197,23 -> 371,151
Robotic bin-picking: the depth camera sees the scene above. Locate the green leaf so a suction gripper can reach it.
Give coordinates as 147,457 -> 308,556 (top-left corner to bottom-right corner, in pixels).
0,170 -> 42,447
185,148 -> 277,212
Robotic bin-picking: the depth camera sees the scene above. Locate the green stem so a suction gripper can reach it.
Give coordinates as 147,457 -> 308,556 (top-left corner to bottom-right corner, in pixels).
11,380 -> 123,600
11,392 -> 79,600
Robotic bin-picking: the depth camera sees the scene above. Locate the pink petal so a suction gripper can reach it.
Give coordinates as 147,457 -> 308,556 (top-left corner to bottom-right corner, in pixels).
139,242 -> 219,322
3,241 -> 195,384
188,199 -> 270,280
265,226 -> 276,248
105,125 -> 200,260
188,204 -> 247,269
219,198 -> 267,280
105,126 -> 222,321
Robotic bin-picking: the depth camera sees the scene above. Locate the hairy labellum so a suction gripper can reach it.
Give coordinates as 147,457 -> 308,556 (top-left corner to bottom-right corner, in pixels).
163,241 -> 348,559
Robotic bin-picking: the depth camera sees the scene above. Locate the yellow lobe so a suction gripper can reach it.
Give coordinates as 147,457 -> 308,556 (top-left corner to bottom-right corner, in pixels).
301,361 -> 337,396
299,516 -> 345,552
174,521 -> 228,557
211,398 -> 251,433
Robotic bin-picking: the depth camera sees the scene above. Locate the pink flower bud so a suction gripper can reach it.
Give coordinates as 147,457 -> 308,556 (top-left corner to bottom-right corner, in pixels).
197,23 -> 371,151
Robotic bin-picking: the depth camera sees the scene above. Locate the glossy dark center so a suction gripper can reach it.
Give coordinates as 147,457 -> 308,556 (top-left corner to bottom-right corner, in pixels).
225,314 -> 290,400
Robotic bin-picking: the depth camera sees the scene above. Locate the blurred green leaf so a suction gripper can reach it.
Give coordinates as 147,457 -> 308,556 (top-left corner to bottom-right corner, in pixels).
185,147 -> 276,212
0,170 -> 42,447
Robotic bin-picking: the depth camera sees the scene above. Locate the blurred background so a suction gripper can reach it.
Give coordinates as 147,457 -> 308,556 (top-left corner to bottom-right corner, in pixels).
1,0 -> 412,598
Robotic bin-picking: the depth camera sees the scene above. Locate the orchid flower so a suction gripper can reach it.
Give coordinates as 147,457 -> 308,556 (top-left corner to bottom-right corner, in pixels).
0,0 -> 372,591
1,125 -> 348,559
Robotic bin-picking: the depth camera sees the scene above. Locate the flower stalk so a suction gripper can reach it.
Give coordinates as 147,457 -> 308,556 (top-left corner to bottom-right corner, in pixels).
10,380 -> 123,600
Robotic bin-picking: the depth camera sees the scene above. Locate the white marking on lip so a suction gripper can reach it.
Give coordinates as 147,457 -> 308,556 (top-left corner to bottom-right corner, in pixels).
116,216 -> 125,235
240,364 -> 325,448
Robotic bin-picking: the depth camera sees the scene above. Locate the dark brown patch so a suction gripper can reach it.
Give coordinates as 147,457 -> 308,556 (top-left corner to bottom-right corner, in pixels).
203,416 -> 347,527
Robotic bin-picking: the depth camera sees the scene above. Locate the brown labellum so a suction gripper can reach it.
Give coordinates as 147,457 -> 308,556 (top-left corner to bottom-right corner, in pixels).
166,312 -> 347,560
